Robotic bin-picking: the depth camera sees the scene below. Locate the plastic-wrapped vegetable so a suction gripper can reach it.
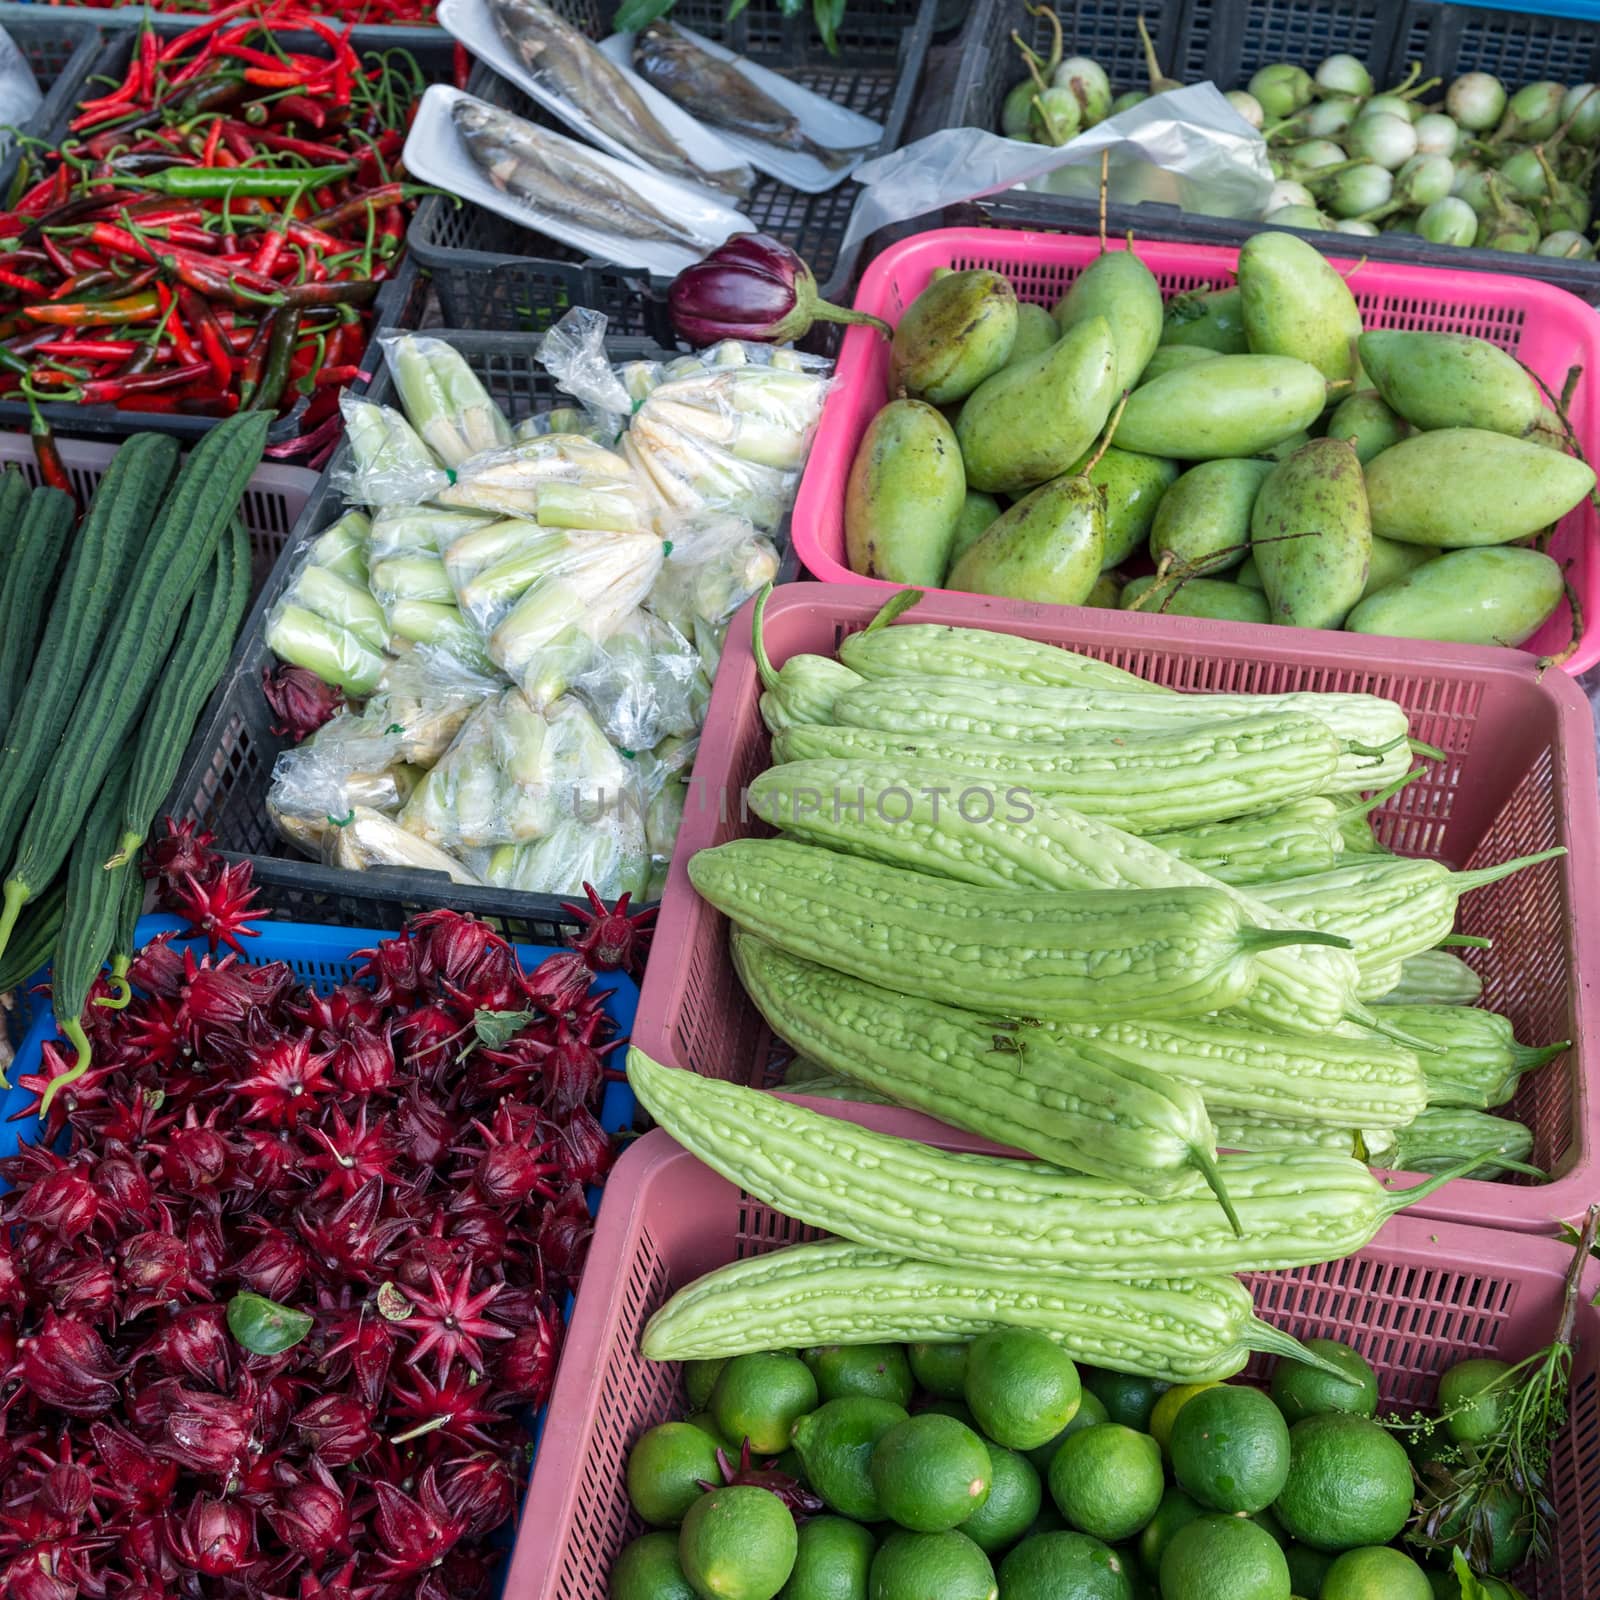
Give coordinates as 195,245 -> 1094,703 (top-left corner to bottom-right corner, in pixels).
265,603 -> 387,697
383,333 -> 513,468
400,690 -> 631,851
514,406 -> 618,447
624,412 -> 791,533
325,806 -> 484,884
437,434 -> 642,520
475,812 -> 649,901
573,609 -> 705,750
310,511 -> 372,584
648,512 -> 781,676
337,393 -> 449,508
366,651 -> 503,766
368,506 -> 494,562
267,715 -> 410,856
644,365 -> 831,470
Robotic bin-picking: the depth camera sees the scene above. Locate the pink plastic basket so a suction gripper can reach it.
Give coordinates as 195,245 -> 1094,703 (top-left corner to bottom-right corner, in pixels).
632,582 -> 1600,1233
790,227 -> 1600,675
504,1128 -> 1600,1600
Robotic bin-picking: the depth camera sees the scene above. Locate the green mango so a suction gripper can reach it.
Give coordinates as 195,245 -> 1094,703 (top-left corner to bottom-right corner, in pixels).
1122,573 -> 1271,624
1364,428 -> 1596,545
1362,534 -> 1435,599
957,315 -> 1117,494
1064,444 -> 1180,568
1357,330 -> 1547,437
844,399 -> 966,585
1235,553 -> 1265,590
1085,573 -> 1122,608
947,473 -> 1104,604
1345,547 -> 1565,646
1113,355 -> 1327,460
1052,248 -> 1164,394
1140,345 -> 1223,385
1251,437 -> 1371,629
945,489 -> 1003,575
1239,230 -> 1363,384
1149,458 -> 1275,575
890,269 -> 1018,404
1326,392 -> 1407,464
1008,303 -> 1062,367
1161,286 -> 1249,352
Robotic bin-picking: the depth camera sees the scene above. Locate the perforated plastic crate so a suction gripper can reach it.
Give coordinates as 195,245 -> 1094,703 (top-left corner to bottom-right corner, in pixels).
407,0 -> 938,331
793,227 -> 1600,673
166,330 -> 687,943
631,581 -> 1600,1234
0,432 -> 316,603
507,1128 -> 1600,1600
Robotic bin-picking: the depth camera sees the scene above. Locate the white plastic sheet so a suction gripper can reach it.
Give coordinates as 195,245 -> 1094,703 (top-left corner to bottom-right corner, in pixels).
837,83 -> 1274,265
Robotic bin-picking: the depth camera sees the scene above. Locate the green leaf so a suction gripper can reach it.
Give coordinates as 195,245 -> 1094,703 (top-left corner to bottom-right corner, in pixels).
812,0 -> 845,48
727,0 -> 751,17
1451,1550 -> 1495,1600
474,1008 -> 534,1048
227,1292 -> 313,1356
777,0 -> 805,15
615,0 -> 677,28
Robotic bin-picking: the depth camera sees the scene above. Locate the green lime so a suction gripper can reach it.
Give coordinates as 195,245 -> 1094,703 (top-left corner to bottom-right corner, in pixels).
868,1529 -> 996,1600
916,1396 -> 978,1428
712,1354 -> 820,1456
869,1413 -> 992,1533
1158,1514 -> 1290,1600
679,1487 -> 798,1600
1432,1480 -> 1533,1575
1081,1369 -> 1170,1431
686,1412 -> 738,1453
1048,1423 -> 1164,1543
627,1422 -> 727,1526
1149,1383 -> 1222,1455
1169,1384 -> 1290,1515
1273,1414 -> 1413,1552
1137,1486 -> 1204,1576
777,1515 -> 875,1600
1322,1545 -> 1431,1600
790,1398 -> 909,1522
960,1444 -> 1042,1553
1283,1542 -> 1335,1599
908,1342 -> 969,1399
1270,1341 -> 1379,1425
963,1329 -> 1081,1451
1026,1388 -> 1110,1473
997,1531 -> 1133,1600
803,1345 -> 914,1407
611,1530 -> 698,1599
686,1359 -> 731,1412
1437,1358 -> 1513,1448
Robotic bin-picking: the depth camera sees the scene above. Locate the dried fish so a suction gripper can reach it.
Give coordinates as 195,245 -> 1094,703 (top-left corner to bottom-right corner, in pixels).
452,99 -> 707,249
634,20 -> 860,169
489,0 -> 752,199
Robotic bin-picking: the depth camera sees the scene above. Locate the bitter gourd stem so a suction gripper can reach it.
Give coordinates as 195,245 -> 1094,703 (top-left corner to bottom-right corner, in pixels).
1452,846 -> 1566,894
1245,1319 -> 1353,1379
751,582 -> 780,694
1513,1040 -> 1570,1073
1189,1142 -> 1244,1239
1409,737 -> 1448,761
1334,766 -> 1425,822
1376,1151 -> 1507,1217
39,1017 -> 92,1117
1238,926 -> 1354,952
862,588 -> 923,634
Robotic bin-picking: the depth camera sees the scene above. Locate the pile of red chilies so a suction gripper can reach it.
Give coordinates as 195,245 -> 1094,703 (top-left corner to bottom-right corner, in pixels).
48,0 -> 440,26
0,821 -> 657,1599
0,0 -> 428,449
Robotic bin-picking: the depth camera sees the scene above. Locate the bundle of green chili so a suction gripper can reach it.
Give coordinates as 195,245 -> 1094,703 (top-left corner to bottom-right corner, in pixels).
0,0 -> 439,447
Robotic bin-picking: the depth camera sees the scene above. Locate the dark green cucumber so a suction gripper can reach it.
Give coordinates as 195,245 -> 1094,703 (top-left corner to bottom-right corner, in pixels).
0,486 -> 76,744
107,517 -> 251,868
0,874 -> 66,996
0,434 -> 178,883
0,413 -> 269,958
46,749 -> 135,1108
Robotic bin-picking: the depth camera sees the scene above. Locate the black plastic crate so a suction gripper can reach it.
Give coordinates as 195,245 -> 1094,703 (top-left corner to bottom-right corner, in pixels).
0,4 -> 105,183
944,0 -> 1600,301
407,0 -> 937,332
0,18 -> 441,443
167,330 -> 683,939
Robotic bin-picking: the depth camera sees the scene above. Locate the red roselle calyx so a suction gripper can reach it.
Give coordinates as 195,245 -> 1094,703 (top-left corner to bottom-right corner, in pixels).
261,663 -> 344,742
667,232 -> 890,345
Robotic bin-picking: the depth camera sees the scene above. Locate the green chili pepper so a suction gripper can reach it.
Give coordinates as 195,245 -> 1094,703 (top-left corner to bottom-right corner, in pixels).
141,164 -> 354,198
227,1291 -> 313,1355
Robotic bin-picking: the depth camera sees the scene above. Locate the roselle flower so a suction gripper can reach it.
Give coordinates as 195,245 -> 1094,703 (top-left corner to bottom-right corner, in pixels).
127,932 -> 187,999
393,1089 -> 459,1169
168,860 -> 262,957
1,1557 -> 77,1600
410,909 -> 515,990
537,1185 -> 594,1283
160,1121 -> 232,1195
351,932 -> 426,1006
524,949 -> 595,1018
135,1303 -> 231,1385
543,1019 -> 622,1120
16,1311 -> 122,1415
119,1230 -> 198,1313
0,1239 -> 23,1310
37,1253 -> 118,1320
292,1394 -> 375,1467
261,663 -> 343,742
324,1021 -> 395,1095
142,819 -> 220,899
90,1422 -> 180,1514
546,1106 -> 615,1187
295,1180 -> 411,1283
443,1206 -> 510,1272
15,1163 -> 99,1241
233,1227 -> 309,1302
166,1495 -> 251,1577
37,1460 -> 97,1528
667,233 -> 889,346
437,1451 -> 520,1539
400,1001 -> 469,1078
153,1386 -> 254,1481
497,1303 -> 560,1406
370,1467 -> 467,1581
119,1512 -> 179,1579
317,1309 -> 395,1410
93,1153 -> 155,1224
456,1105 -> 560,1209
266,1471 -> 352,1560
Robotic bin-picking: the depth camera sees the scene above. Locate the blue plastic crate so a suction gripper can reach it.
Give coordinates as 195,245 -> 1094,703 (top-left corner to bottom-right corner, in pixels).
0,913 -> 640,1583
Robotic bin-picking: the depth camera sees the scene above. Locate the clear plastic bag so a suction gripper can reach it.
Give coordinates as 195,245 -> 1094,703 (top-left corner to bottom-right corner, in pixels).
381,332 -> 513,468
537,306 -> 632,429
335,393 -> 450,509
267,714 -> 410,857
310,510 -> 372,584
368,505 -> 494,562
573,609 -> 704,751
649,511 -> 780,676
0,29 -> 42,153
367,649 -> 503,766
513,406 -> 618,448
325,806 -> 483,884
472,811 -> 649,902
624,411 -> 792,533
437,432 -> 641,520
399,689 -> 631,851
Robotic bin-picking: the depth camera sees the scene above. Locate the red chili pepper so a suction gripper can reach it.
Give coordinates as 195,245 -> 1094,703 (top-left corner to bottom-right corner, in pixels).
243,126 -> 350,163
81,223 -> 158,267
454,42 -> 471,92
38,232 -> 74,281
202,120 -> 224,167
182,288 -> 236,390
25,292 -> 161,326
312,364 -> 360,388
274,95 -> 328,131
79,361 -> 211,406
0,268 -> 46,299
307,184 -> 403,232
159,0 -> 256,62
284,219 -> 346,254
26,395 -> 73,501
220,122 -> 257,162
251,219 -> 288,278
34,338 -> 140,361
